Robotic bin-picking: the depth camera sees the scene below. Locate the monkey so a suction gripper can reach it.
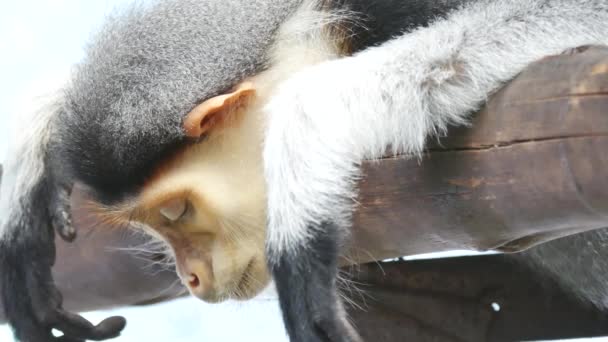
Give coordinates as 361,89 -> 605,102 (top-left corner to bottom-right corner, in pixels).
2,1 -> 478,340
0,1 -> 466,340
1,0 -> 607,341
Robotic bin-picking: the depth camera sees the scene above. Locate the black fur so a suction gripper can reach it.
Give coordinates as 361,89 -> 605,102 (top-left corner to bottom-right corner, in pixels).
337,0 -> 471,53
271,222 -> 355,342
0,173 -> 126,342
1,177 -> 56,341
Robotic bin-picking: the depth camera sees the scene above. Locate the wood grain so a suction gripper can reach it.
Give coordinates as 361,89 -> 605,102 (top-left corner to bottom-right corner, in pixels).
349,45 -> 608,263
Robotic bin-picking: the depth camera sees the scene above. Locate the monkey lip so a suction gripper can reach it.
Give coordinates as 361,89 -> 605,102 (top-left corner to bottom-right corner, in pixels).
185,259 -> 262,303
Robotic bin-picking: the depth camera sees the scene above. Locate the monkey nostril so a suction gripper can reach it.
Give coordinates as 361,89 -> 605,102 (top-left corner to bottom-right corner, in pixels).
188,273 -> 200,288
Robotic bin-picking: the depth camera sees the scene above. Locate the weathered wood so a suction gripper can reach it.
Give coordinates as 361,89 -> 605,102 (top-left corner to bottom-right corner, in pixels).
348,45 -> 608,263
1,46 -> 608,340
348,254 -> 608,342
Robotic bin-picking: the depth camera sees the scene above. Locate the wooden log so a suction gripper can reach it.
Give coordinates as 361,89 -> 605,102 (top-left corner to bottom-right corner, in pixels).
1,46 -> 608,340
348,254 -> 608,342
348,45 -> 608,263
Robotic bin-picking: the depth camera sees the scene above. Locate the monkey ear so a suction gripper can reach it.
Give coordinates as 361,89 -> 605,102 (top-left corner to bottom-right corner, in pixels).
183,81 -> 256,138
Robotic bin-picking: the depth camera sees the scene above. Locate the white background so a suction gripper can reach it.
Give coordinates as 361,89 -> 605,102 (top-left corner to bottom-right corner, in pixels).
0,1 -> 606,341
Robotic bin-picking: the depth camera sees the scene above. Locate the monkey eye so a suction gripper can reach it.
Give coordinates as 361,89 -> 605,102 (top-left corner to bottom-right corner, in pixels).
159,198 -> 188,222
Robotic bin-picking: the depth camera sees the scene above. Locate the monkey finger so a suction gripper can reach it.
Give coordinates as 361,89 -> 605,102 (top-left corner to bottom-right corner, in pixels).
49,185 -> 76,242
25,262 -> 125,341
53,309 -> 126,341
55,335 -> 85,342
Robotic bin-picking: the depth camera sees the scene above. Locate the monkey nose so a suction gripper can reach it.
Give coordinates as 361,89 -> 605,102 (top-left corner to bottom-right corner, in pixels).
179,260 -> 218,301
186,273 -> 200,289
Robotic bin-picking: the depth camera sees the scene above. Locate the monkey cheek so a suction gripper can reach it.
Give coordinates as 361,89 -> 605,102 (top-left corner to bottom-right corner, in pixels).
231,259 -> 272,301
184,259 -> 270,303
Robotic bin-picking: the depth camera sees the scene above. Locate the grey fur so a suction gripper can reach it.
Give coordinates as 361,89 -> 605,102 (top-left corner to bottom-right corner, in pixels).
59,0 -> 302,200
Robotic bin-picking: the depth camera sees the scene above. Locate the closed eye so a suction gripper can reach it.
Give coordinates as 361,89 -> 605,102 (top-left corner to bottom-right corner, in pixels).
159,197 -> 188,222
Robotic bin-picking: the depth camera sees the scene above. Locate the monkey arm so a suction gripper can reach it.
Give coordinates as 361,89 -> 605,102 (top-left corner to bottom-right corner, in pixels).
263,2 -> 608,341
0,95 -> 125,340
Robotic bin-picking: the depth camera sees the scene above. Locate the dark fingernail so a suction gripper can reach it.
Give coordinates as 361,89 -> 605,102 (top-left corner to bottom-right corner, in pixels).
94,316 -> 127,339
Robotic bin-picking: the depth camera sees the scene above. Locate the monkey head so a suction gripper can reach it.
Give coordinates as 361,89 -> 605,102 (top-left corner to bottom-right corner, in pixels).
54,0 -> 306,303
108,81 -> 271,302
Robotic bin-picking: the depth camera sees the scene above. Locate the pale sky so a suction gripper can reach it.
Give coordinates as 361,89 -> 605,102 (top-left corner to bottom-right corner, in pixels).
0,1 -> 606,341
0,0 -> 123,162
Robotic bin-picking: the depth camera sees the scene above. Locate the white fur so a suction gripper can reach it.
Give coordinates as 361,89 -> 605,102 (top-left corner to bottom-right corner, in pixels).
264,0 -> 608,258
0,87 -> 64,238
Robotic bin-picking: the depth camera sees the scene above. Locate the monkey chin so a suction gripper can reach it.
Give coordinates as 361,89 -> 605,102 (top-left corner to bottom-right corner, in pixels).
187,258 -> 271,304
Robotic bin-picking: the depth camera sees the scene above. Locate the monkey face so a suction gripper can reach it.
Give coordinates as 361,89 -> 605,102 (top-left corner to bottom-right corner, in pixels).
136,150 -> 269,301
122,96 -> 270,303
150,199 -> 271,303
92,47 -> 317,303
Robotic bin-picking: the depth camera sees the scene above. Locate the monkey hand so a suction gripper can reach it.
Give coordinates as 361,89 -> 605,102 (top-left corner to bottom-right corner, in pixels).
1,180 -> 126,341
263,58 -> 369,342
48,183 -> 76,242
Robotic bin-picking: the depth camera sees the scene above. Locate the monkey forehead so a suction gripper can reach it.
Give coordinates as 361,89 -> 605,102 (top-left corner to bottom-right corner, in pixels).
58,0 -> 301,203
